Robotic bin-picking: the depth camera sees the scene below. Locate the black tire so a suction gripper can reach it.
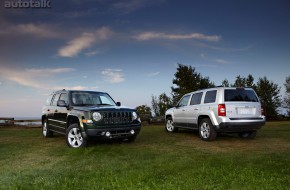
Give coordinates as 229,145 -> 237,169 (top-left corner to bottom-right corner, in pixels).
66,124 -> 87,148
42,119 -> 53,137
165,117 -> 178,133
199,118 -> 217,141
238,131 -> 257,139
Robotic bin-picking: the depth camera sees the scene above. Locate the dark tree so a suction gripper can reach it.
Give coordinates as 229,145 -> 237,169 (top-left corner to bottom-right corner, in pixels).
255,76 -> 281,118
221,79 -> 230,87
136,105 -> 151,116
284,76 -> 290,116
246,74 -> 255,88
136,104 -> 152,123
233,74 -> 255,88
171,64 -> 214,104
158,93 -> 172,116
151,93 -> 172,116
233,75 -> 246,87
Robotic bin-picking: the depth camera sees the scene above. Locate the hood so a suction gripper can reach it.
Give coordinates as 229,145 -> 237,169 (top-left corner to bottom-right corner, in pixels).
72,105 -> 136,112
165,107 -> 175,115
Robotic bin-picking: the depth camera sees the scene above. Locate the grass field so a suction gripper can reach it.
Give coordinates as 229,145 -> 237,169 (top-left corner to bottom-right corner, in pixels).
1,122 -> 290,190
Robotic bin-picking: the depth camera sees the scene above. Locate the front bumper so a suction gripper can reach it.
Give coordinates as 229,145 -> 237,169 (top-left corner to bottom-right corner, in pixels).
82,124 -> 141,139
214,121 -> 265,132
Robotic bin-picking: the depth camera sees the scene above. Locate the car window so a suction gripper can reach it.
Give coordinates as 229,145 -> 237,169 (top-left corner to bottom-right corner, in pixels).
52,93 -> 60,106
45,94 -> 54,106
59,93 -> 68,105
177,95 -> 190,107
190,92 -> 203,105
100,95 -> 114,105
204,90 -> 217,104
225,89 -> 258,102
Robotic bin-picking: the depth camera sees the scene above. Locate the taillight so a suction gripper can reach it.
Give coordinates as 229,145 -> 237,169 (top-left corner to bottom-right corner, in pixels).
218,104 -> 226,116
261,106 -> 265,116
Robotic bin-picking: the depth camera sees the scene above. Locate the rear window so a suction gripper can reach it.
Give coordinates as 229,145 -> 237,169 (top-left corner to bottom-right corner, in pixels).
224,89 -> 258,102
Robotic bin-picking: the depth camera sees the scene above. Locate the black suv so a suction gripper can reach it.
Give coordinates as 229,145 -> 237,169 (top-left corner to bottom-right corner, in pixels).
42,90 -> 141,147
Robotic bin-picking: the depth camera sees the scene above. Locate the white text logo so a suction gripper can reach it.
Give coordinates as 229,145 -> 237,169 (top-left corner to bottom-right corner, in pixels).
4,0 -> 51,8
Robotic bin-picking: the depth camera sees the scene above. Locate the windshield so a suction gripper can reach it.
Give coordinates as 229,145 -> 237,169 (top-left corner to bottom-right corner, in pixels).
71,91 -> 116,106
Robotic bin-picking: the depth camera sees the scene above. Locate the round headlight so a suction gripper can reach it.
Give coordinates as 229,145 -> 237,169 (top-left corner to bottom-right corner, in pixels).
132,112 -> 138,120
93,112 -> 102,121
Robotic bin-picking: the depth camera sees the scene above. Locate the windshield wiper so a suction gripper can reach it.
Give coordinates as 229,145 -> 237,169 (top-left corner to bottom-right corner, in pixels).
97,103 -> 113,106
74,104 -> 95,106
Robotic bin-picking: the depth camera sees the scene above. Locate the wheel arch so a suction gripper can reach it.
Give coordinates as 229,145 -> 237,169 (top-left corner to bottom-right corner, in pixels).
165,114 -> 175,123
41,115 -> 47,124
67,115 -> 80,128
165,114 -> 173,120
198,115 -> 211,126
198,115 -> 217,141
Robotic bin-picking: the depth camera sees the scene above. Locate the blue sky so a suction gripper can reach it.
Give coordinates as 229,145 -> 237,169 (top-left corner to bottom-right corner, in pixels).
0,0 -> 290,117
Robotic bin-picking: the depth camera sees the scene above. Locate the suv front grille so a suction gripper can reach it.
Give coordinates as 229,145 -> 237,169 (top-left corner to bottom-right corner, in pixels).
101,111 -> 132,125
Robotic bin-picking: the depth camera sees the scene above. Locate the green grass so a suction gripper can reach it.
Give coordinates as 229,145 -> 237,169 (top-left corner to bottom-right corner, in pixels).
1,122 -> 290,190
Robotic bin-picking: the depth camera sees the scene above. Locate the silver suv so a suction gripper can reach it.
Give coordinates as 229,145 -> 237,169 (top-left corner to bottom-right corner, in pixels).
165,87 -> 266,141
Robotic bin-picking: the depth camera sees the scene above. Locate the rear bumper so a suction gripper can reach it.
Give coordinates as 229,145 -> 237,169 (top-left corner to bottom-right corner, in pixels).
214,121 -> 265,132
82,124 -> 141,139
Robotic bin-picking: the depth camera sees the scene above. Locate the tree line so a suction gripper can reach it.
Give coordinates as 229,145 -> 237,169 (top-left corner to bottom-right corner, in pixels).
136,64 -> 290,119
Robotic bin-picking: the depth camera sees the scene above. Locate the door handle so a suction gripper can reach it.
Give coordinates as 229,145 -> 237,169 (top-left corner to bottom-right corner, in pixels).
47,109 -> 50,111
194,108 -> 199,110
182,109 -> 185,111
55,110 -> 58,113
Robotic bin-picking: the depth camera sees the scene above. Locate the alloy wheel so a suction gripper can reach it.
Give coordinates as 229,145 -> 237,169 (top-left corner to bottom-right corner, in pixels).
42,122 -> 47,136
67,127 -> 83,148
166,119 -> 174,132
200,122 -> 210,139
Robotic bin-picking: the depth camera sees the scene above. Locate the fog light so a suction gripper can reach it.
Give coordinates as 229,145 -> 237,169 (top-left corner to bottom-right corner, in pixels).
130,130 -> 135,135
105,132 -> 111,137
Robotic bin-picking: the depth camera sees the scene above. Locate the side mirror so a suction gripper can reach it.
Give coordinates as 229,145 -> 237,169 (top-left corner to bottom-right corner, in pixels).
116,102 -> 121,106
57,100 -> 67,107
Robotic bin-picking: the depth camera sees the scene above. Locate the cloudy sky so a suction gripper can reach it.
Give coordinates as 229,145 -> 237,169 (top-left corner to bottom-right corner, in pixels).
0,0 -> 290,117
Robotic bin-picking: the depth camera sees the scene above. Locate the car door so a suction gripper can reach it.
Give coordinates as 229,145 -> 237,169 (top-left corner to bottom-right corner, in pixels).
185,92 -> 203,128
43,93 -> 54,123
53,93 -> 69,134
48,93 -> 61,132
173,94 -> 191,127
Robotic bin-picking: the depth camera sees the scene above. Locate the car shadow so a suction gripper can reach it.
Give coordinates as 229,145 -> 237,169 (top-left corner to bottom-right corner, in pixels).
176,128 -> 239,140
